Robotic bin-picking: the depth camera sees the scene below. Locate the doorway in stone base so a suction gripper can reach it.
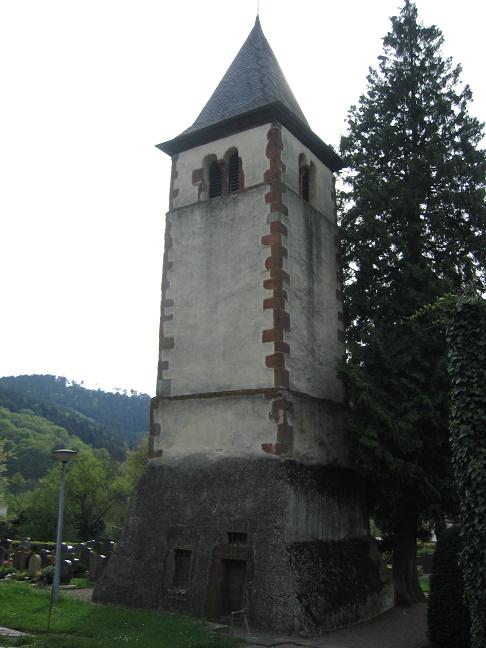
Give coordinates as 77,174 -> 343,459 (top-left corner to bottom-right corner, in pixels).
206,544 -> 253,620
222,559 -> 246,614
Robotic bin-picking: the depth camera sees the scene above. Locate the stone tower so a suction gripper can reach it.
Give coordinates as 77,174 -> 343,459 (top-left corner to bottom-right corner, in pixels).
94,18 -> 393,633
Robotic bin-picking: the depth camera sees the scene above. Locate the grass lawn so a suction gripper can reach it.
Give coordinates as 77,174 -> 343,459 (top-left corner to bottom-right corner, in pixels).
0,581 -> 240,648
70,578 -> 93,588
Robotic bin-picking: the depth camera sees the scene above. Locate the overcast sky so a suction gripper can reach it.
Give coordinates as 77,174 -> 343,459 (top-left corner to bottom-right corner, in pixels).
1,0 -> 485,396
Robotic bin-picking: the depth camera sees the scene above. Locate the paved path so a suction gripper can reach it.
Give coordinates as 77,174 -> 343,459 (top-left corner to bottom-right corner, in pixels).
241,604 -> 428,648
0,626 -> 30,637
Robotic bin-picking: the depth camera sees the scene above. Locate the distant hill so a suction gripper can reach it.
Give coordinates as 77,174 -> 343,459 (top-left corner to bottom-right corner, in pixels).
0,374 -> 150,460
0,405 -> 90,488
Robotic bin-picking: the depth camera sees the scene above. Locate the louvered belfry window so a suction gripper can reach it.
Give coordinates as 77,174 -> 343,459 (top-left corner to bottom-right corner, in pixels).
209,161 -> 224,198
228,151 -> 240,193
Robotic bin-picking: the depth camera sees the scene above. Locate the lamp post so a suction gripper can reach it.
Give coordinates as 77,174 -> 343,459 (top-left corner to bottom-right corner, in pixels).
52,449 -> 77,603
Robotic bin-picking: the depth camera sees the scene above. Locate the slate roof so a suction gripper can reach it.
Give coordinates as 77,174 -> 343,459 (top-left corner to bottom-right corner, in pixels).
157,18 -> 344,172
182,16 -> 309,135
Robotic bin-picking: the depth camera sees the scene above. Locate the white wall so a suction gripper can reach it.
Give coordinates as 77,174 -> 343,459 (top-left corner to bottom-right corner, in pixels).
284,191 -> 344,402
151,394 -> 277,459
161,186 -> 273,396
172,125 -> 269,209
281,128 -> 335,220
154,120 -> 345,462
150,392 -> 348,466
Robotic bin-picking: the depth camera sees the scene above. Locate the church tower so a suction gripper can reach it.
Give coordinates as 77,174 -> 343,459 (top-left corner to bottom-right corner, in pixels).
94,18 -> 393,633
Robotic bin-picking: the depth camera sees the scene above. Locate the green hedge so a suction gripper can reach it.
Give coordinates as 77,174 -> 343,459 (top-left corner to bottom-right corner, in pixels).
447,296 -> 486,648
427,526 -> 470,648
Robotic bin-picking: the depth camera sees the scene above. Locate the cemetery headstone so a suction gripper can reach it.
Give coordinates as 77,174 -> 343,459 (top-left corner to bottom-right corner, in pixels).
13,548 -> 27,572
28,552 -> 42,577
39,549 -> 51,568
61,559 -> 73,584
88,552 -> 97,580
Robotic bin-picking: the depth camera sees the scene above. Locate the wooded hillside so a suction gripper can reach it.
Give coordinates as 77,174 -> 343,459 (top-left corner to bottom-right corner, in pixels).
0,374 -> 151,540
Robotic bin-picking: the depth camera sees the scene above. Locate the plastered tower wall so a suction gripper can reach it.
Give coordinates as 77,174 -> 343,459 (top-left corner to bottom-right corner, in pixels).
149,122 -> 347,465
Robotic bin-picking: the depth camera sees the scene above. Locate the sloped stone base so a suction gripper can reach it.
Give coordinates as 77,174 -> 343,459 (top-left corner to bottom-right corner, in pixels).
93,456 -> 393,633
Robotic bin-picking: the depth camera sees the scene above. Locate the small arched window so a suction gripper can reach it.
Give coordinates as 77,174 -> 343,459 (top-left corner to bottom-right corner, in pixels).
228,151 -> 240,193
299,153 -> 314,204
209,160 -> 224,198
300,166 -> 310,202
205,149 -> 243,200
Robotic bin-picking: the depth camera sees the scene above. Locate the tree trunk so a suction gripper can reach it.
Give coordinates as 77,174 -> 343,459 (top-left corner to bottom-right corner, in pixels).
392,504 -> 426,606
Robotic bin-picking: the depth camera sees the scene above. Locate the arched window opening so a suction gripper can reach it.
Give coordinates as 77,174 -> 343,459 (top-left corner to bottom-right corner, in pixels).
209,161 -> 224,198
298,153 -> 311,203
228,151 -> 240,193
299,166 -> 310,202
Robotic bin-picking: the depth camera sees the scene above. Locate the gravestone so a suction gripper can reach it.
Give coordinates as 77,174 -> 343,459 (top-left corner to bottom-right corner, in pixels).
89,553 -> 108,581
28,552 -> 42,577
13,548 -> 27,572
39,549 -> 51,568
61,559 -> 73,584
78,543 -> 91,567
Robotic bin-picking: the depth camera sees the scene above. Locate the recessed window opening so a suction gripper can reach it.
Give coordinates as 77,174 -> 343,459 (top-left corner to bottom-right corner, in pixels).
298,153 -> 312,204
227,532 -> 247,545
209,161 -> 224,198
228,151 -> 240,193
173,549 -> 191,589
300,166 -> 310,202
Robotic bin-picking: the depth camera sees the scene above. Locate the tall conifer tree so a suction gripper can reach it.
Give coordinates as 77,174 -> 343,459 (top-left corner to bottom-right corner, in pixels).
339,0 -> 486,604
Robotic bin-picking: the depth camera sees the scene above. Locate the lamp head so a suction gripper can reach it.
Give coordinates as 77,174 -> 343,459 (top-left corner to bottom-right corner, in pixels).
53,449 -> 78,464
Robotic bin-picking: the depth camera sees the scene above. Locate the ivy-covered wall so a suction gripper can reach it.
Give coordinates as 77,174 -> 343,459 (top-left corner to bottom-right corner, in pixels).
288,537 -> 392,633
447,296 -> 486,648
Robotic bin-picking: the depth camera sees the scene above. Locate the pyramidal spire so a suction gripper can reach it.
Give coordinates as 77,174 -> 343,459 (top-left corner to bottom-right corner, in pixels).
158,17 -> 343,172
182,17 -> 309,135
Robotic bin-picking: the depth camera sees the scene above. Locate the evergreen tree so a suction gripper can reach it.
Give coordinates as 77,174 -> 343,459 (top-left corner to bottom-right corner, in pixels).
0,441 -> 7,509
339,0 -> 486,604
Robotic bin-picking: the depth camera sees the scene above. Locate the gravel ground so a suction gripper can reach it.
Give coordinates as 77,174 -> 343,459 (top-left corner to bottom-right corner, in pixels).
243,604 -> 428,648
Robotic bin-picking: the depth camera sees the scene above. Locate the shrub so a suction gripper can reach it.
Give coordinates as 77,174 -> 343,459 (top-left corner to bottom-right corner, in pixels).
11,570 -> 29,581
73,561 -> 87,576
0,565 -> 18,579
416,541 -> 436,557
40,565 -> 55,585
428,526 -> 470,648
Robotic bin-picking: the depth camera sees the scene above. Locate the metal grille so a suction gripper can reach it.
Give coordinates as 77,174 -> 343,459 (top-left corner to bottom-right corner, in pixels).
209,161 -> 223,198
227,532 -> 247,544
173,549 -> 191,589
228,152 -> 240,193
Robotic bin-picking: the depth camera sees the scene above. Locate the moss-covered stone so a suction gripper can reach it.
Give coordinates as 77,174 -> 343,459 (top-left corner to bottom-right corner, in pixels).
282,460 -> 366,500
288,537 -> 391,633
